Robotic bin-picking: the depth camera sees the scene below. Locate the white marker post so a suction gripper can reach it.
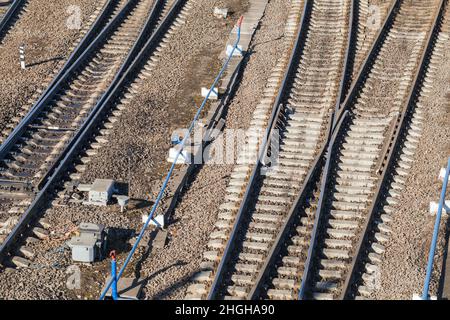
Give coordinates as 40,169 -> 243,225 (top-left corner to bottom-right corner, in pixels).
19,44 -> 26,70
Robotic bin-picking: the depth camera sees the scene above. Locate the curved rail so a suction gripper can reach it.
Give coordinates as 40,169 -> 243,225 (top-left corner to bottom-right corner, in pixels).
297,0 -> 401,300
0,0 -> 178,265
200,0 -> 359,300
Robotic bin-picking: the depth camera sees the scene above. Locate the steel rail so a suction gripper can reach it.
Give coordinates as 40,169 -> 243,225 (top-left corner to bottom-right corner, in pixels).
206,0 -> 310,300
341,0 -> 447,300
36,0 -> 165,189
333,0 -> 354,118
297,0 -> 401,299
333,0 -> 401,129
0,0 -> 179,265
247,0 -> 356,300
0,0 -> 25,39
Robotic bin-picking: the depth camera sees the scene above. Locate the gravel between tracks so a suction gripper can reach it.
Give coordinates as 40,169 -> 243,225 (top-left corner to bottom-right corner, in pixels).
370,28 -> 450,300
0,0 -> 103,134
0,0 -> 291,300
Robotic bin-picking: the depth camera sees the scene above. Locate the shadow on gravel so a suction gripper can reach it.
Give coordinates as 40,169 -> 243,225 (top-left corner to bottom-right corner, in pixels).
26,56 -> 63,68
251,35 -> 284,49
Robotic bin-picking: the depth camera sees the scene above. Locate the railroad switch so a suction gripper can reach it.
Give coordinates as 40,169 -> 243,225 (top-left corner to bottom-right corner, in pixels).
201,87 -> 219,100
114,195 -> 130,213
67,223 -> 108,263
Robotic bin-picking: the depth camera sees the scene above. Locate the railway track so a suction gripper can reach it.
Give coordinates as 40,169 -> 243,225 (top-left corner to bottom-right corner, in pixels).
297,0 -> 446,300
0,0 -> 26,40
186,0 -> 355,300
0,0 -> 187,267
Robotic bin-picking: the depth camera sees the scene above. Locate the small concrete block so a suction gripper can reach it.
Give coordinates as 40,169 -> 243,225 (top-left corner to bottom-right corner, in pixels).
38,218 -> 51,229
88,179 -> 115,206
429,201 -> 450,216
201,87 -> 219,100
187,283 -> 207,295
213,7 -> 228,19
193,271 -> 213,282
226,44 -> 244,57
0,217 -> 18,229
371,243 -> 385,255
103,277 -> 144,300
8,207 -> 21,214
25,237 -> 40,244
77,184 -> 92,192
18,246 -> 35,258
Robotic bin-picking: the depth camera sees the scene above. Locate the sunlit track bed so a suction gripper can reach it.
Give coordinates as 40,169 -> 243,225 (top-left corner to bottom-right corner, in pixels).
0,0 -> 25,38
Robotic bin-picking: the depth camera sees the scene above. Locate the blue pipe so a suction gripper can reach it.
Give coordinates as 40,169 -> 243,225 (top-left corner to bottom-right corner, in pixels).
99,17 -> 244,300
422,157 -> 450,300
111,255 -> 119,300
